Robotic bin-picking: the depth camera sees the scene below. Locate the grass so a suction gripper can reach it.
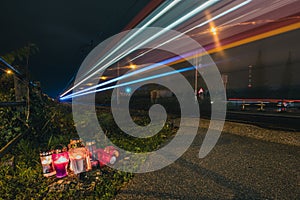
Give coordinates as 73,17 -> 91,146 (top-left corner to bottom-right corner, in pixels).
0,100 -> 177,199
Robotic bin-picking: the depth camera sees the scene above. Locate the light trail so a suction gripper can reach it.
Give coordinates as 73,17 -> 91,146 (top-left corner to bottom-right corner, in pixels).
228,98 -> 300,103
60,55 -> 184,100
63,0 -> 252,99
78,0 -> 182,81
62,0 -> 250,99
60,66 -> 196,100
130,0 -> 252,62
63,0 -> 299,102
60,0 -> 180,98
61,48 -> 230,100
152,21 -> 300,71
60,0 -> 218,98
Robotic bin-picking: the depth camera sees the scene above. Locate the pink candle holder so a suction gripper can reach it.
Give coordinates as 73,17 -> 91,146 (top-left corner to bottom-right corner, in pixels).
52,147 -> 69,178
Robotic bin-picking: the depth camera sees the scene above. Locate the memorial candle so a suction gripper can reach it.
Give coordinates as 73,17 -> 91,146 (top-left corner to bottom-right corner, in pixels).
52,149 -> 69,178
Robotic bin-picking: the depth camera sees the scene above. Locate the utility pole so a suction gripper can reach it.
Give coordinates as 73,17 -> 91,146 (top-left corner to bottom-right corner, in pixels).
194,55 -> 198,100
194,51 -> 203,102
117,62 -> 120,105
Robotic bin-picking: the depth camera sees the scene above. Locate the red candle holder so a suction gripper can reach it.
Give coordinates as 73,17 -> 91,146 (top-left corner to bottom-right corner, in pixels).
104,146 -> 120,158
96,148 -> 117,167
52,147 -> 69,178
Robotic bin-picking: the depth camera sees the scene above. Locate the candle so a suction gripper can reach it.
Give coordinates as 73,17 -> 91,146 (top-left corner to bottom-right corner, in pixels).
86,140 -> 97,160
52,151 -> 69,178
40,151 -> 56,177
104,146 -> 120,157
69,147 -> 91,174
86,140 -> 99,168
96,148 -> 117,167
72,154 -> 84,174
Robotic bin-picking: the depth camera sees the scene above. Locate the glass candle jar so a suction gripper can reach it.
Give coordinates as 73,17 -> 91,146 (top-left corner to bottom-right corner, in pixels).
40,150 -> 56,177
52,148 -> 69,178
96,148 -> 117,167
69,147 -> 91,174
86,140 -> 99,168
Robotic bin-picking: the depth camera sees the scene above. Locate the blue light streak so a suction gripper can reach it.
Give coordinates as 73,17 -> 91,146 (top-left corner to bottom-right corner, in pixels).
60,66 -> 195,100
60,55 -> 183,100
60,0 -> 252,99
60,0 -> 182,98
60,1 -> 218,98
80,0 -> 182,80
62,0 -> 251,100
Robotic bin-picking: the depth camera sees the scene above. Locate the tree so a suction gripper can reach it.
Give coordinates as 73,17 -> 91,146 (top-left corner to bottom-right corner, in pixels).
1,43 -> 39,122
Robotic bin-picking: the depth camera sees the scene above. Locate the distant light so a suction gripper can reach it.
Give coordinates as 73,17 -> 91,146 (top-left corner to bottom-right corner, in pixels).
198,87 -> 204,94
86,83 -> 93,86
210,27 -> 217,35
100,76 -> 107,80
6,69 -> 12,74
211,101 -> 214,104
129,64 -> 137,69
125,87 -> 132,94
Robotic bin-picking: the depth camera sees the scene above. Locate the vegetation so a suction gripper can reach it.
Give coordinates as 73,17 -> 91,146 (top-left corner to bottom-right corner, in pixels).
0,76 -> 177,199
0,44 -> 178,198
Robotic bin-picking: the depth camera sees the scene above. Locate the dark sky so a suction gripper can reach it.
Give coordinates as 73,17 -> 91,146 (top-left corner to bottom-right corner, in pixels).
0,0 -> 151,97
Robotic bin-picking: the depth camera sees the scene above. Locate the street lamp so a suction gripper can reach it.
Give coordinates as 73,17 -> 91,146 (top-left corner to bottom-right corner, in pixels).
100,76 -> 107,80
129,64 -> 137,69
0,68 -> 13,75
210,27 -> 217,35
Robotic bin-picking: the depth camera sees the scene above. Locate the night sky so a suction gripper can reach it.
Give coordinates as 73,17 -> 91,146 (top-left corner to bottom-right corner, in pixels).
0,0 -> 151,97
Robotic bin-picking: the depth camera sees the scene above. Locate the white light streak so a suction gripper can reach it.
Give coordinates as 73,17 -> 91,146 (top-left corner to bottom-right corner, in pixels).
62,0 -> 252,100
60,0 -> 181,97
60,0 -> 218,98
130,0 -> 252,62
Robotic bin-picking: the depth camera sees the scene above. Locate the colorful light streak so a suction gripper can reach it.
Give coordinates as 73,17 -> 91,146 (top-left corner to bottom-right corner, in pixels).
60,0 -> 219,98
156,22 -> 300,71
62,0 -> 250,100
60,55 -> 185,100
61,50 -> 231,101
60,0 -> 181,98
228,98 -> 300,103
60,66 -> 197,100
82,0 -> 181,78
130,0 -> 252,62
